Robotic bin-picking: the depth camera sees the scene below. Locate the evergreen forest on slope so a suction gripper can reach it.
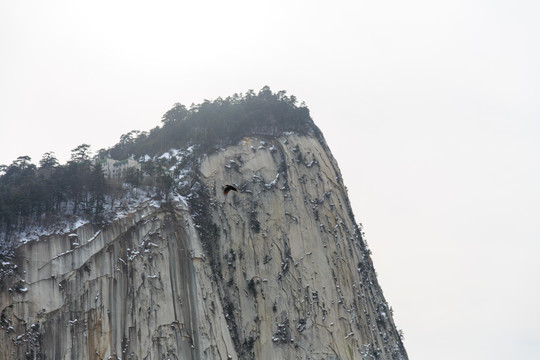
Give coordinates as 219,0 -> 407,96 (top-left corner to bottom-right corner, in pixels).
0,87 -> 319,258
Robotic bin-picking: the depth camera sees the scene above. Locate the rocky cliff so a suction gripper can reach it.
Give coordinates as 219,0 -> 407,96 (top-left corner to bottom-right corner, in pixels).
0,132 -> 407,359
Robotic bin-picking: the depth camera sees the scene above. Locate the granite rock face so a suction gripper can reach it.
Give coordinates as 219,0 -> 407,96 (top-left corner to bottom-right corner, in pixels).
0,133 -> 407,359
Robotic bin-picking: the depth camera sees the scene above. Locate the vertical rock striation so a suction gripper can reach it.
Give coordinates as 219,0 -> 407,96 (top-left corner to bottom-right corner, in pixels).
0,132 -> 407,359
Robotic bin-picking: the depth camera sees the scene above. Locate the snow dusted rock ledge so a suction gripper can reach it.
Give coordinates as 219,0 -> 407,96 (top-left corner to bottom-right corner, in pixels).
0,199 -> 236,359
0,133 -> 407,360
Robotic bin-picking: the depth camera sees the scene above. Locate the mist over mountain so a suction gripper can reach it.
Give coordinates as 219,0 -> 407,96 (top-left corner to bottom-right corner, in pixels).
0,88 -> 407,359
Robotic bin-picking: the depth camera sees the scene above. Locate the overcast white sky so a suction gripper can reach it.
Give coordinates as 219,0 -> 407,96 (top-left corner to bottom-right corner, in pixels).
1,1 -> 539,358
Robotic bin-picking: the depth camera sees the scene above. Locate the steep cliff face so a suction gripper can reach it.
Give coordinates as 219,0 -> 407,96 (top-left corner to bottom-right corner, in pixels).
0,132 -> 407,359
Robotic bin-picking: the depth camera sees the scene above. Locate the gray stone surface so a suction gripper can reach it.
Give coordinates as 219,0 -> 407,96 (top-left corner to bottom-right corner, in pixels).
0,133 -> 407,359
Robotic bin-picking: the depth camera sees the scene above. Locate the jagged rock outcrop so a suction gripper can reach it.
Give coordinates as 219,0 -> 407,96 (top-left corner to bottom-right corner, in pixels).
0,132 -> 407,359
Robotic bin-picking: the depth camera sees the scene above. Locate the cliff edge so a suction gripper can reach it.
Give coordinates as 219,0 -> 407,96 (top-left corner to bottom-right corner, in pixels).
0,132 -> 407,359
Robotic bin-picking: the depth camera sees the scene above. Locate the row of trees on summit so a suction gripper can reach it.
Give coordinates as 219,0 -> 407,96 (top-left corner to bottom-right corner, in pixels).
0,87 -> 317,244
106,86 -> 315,160
0,145 -> 108,233
0,144 -> 177,236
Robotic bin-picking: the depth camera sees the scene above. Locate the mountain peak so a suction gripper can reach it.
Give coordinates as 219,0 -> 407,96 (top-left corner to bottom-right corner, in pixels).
0,91 -> 407,359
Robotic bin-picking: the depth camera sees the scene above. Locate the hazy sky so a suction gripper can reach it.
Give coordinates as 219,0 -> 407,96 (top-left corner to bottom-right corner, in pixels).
1,1 -> 539,358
